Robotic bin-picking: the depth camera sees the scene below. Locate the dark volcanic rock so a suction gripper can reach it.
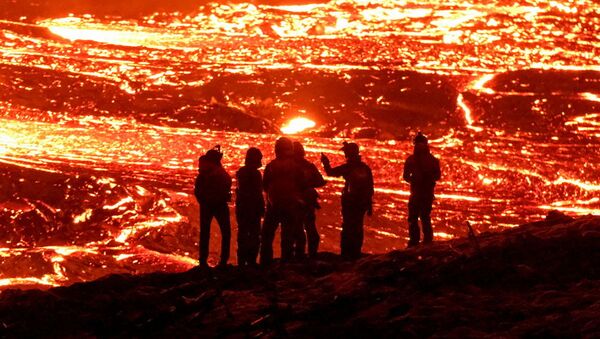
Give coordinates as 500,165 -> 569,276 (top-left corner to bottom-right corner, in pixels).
0,215 -> 598,337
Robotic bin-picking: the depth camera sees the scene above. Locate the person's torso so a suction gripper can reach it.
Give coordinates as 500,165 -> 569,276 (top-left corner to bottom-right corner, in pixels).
236,166 -> 264,206
342,161 -> 372,202
197,167 -> 231,204
407,154 -> 438,193
265,158 -> 304,205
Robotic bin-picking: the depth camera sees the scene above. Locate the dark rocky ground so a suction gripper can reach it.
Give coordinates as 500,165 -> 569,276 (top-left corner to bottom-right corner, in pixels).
0,212 -> 598,338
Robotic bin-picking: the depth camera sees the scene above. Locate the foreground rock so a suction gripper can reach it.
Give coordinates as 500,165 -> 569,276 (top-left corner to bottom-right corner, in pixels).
0,214 -> 598,337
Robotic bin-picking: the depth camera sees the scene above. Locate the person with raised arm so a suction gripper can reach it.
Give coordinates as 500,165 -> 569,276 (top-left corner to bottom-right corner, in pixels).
321,142 -> 373,260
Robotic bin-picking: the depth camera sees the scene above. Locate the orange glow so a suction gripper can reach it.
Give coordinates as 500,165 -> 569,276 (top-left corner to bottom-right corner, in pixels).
280,117 -> 317,134
0,0 -> 599,289
457,93 -> 483,132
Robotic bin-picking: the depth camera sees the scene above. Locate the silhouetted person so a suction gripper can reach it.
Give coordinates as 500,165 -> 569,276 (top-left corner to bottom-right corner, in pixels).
321,142 -> 374,260
403,132 -> 441,247
235,147 -> 264,267
194,146 -> 232,268
260,137 -> 306,265
293,141 -> 326,258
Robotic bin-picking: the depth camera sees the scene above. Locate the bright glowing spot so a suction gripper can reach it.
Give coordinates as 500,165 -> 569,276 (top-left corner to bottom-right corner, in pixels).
470,74 -> 496,95
443,30 -> 463,44
0,133 -> 17,154
103,197 -> 134,210
43,22 -> 182,48
457,93 -> 483,132
270,4 -> 325,12
434,232 -> 454,239
73,208 -> 93,224
280,117 -> 316,134
580,92 -> 600,103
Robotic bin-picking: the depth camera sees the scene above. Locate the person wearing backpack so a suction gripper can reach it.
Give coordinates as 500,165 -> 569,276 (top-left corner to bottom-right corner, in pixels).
321,142 -> 374,260
293,141 -> 326,258
260,137 -> 307,265
402,132 -> 441,247
194,146 -> 232,268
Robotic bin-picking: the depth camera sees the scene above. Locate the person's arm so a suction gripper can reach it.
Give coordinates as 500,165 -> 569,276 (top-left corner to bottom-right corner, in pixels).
325,164 -> 348,177
321,154 -> 348,177
194,175 -> 202,202
309,163 -> 327,188
225,170 -> 232,192
433,158 -> 441,182
219,168 -> 232,202
262,163 -> 271,192
367,165 -> 374,216
402,157 -> 413,183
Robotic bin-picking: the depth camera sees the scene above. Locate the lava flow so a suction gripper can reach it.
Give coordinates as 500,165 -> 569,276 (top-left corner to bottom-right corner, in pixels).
0,0 -> 599,289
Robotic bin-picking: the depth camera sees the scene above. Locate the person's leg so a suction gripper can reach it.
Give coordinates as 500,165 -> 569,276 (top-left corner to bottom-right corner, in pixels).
248,214 -> 261,265
260,206 -> 277,266
421,196 -> 434,244
199,204 -> 213,266
407,196 -> 420,247
280,205 -> 295,262
345,204 -> 365,260
290,204 -> 306,260
214,203 -> 231,266
236,208 -> 247,266
304,207 -> 319,257
340,201 -> 351,259
353,205 -> 366,259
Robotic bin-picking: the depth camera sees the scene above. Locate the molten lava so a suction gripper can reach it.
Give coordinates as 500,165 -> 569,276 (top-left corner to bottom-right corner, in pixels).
0,0 -> 598,289
281,117 -> 317,134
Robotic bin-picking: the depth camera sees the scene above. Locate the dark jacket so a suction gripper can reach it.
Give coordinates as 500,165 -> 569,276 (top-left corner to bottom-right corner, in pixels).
195,165 -> 232,205
297,158 -> 326,206
263,157 -> 305,207
235,166 -> 264,216
324,157 -> 374,206
402,146 -> 441,197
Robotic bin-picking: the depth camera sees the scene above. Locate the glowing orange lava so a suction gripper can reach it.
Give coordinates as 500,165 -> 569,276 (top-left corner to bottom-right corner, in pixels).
0,0 -> 598,289
280,117 -> 317,134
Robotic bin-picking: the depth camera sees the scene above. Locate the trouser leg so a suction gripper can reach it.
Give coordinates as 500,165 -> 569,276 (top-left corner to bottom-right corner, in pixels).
343,203 -> 365,260
341,203 -> 350,258
214,203 -> 231,265
248,215 -> 261,265
353,207 -> 366,258
280,209 -> 294,262
421,197 -> 434,243
260,207 -> 277,266
294,207 -> 306,259
280,204 -> 303,261
304,207 -> 319,257
236,217 -> 248,266
341,201 -> 365,259
199,204 -> 213,266
407,197 -> 420,246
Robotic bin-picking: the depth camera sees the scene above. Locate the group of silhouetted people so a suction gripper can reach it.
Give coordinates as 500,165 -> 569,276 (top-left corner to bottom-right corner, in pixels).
194,132 -> 440,268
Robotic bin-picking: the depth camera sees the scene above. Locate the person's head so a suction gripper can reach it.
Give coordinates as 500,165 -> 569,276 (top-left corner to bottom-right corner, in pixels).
274,137 -> 294,159
293,141 -> 305,159
341,141 -> 360,160
198,155 -> 213,173
245,147 -> 263,168
413,132 -> 429,155
205,145 -> 223,165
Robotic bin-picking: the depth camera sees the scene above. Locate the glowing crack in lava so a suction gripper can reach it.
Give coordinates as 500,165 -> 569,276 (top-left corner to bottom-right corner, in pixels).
0,0 -> 599,289
280,117 -> 317,135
